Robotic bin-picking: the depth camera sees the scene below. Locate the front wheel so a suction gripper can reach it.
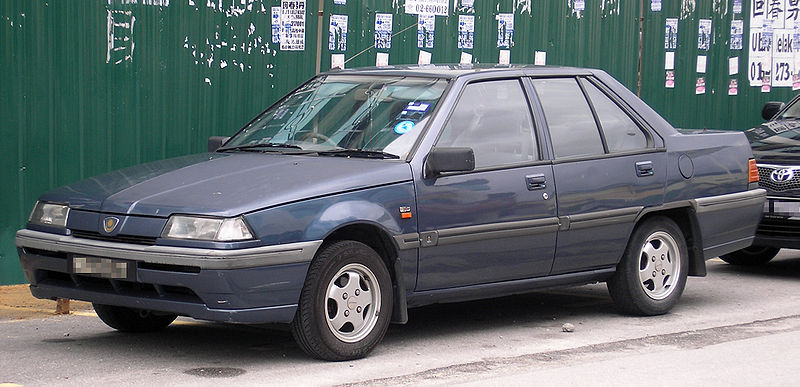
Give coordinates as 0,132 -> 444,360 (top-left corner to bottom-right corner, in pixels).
92,304 -> 177,332
719,245 -> 779,266
291,241 -> 393,361
607,217 -> 688,316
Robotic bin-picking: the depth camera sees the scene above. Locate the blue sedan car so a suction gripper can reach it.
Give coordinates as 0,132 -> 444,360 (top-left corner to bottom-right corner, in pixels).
17,65 -> 765,360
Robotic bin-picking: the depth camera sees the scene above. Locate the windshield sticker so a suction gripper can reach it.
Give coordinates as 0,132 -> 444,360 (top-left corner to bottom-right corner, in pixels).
398,102 -> 431,121
395,121 -> 415,134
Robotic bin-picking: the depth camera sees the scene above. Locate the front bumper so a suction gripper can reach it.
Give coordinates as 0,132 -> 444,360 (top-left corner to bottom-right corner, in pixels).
752,196 -> 800,249
16,229 -> 322,324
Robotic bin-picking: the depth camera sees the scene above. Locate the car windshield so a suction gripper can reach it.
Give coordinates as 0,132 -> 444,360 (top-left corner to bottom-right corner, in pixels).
780,98 -> 800,119
223,75 -> 449,159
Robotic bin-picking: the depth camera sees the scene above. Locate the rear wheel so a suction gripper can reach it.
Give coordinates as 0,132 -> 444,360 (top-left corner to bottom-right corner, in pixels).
607,217 -> 688,316
92,304 -> 177,332
291,241 -> 392,361
719,246 -> 779,266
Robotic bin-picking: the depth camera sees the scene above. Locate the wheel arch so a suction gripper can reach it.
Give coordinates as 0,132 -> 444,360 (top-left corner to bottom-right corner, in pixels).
322,222 -> 409,324
634,205 -> 706,277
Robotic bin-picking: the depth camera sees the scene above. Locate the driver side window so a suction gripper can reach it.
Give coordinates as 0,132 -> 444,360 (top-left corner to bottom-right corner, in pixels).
437,79 -> 538,169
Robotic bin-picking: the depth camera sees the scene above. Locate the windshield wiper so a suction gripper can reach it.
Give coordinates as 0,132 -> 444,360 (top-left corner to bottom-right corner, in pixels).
317,149 -> 400,159
217,143 -> 304,152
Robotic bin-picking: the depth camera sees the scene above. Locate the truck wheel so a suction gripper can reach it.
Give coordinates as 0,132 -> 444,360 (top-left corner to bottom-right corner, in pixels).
92,304 -> 177,332
607,217 -> 688,316
291,241 -> 392,361
719,246 -> 779,266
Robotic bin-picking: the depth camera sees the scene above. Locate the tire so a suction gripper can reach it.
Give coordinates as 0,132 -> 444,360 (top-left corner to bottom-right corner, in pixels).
719,245 -> 779,266
92,304 -> 177,332
607,217 -> 689,316
291,240 -> 393,361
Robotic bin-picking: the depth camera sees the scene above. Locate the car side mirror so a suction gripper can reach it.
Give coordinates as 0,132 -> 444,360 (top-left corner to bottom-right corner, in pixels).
208,136 -> 230,152
424,147 -> 475,178
762,101 -> 785,121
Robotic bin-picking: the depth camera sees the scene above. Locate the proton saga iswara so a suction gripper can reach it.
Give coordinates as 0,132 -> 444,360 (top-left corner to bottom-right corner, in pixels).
17,65 -> 765,360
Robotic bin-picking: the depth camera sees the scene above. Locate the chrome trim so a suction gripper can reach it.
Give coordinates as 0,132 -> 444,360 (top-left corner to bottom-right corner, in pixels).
15,229 -> 322,270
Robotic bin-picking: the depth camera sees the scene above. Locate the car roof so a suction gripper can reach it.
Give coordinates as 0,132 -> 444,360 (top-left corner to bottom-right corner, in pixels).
320,64 -> 597,79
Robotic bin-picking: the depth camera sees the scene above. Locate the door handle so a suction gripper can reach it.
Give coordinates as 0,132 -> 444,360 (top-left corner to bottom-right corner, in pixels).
525,174 -> 547,190
636,161 -> 654,177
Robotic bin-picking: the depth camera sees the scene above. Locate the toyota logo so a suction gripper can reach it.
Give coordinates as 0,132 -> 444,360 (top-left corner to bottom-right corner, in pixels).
770,168 -> 796,183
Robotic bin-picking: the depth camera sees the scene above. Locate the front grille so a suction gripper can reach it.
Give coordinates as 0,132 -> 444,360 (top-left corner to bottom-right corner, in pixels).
756,217 -> 800,239
36,269 -> 203,304
70,230 -> 157,246
757,165 -> 800,192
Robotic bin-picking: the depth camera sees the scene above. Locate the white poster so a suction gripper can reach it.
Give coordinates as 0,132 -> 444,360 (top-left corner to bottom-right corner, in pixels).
497,13 -> 514,48
375,13 -> 393,49
698,19 -> 712,50
329,14 -> 348,51
730,56 -> 739,75
418,14 -> 435,48
575,0 -> 585,12
418,50 -> 432,65
458,15 -> 474,49
499,49 -> 510,64
665,18 -> 678,50
460,51 -> 472,64
331,53 -> 345,69
773,29 -> 794,87
334,0 -> 346,4
280,0 -> 306,51
535,51 -> 546,65
734,0 -> 742,14
651,0 -> 661,12
406,0 -> 449,16
376,52 -> 389,66
271,6 -> 281,44
749,26 -> 772,86
697,55 -> 707,73
731,19 -> 744,50
665,51 -> 675,70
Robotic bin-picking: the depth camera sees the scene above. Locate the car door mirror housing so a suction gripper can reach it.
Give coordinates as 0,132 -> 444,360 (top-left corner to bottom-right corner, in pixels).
762,101 -> 785,121
208,136 -> 231,152
424,147 -> 475,178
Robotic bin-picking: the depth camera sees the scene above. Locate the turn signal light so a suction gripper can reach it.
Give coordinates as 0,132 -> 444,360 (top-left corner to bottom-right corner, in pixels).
748,159 -> 759,183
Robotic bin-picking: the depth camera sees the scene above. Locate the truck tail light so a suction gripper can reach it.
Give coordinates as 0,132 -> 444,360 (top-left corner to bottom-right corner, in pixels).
748,159 -> 759,183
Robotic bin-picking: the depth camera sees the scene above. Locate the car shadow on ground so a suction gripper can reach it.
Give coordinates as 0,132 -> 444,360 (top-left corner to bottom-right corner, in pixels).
43,284 -> 620,367
708,253 -> 800,280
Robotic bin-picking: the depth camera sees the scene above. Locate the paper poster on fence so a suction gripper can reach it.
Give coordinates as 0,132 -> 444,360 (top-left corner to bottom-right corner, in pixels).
665,18 -> 678,50
733,0 -> 742,14
698,19 -> 712,50
375,13 -> 392,49
772,29 -> 794,87
418,14 -> 435,49
458,15 -> 474,49
271,7 -> 281,44
280,0 -> 306,51
497,13 -> 514,48
651,0 -> 661,12
731,20 -> 743,50
329,14 -> 348,51
406,0 -> 449,16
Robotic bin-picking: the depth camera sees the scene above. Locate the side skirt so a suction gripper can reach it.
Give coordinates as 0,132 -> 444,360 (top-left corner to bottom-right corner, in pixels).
405,268 -> 616,309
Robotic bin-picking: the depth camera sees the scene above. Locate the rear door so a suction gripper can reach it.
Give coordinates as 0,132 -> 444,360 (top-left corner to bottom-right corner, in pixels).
414,78 -> 559,290
529,77 -> 666,274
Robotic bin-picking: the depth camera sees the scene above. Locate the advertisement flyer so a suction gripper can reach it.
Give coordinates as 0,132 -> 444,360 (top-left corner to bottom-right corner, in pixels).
374,13 -> 393,49
329,14 -> 348,51
698,19 -> 712,50
458,14 -> 474,49
418,14 -> 435,49
497,13 -> 514,48
665,18 -> 678,50
280,0 -> 306,51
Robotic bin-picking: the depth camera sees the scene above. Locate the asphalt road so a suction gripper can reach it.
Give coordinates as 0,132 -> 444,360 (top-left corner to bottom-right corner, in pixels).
3,251 -> 800,386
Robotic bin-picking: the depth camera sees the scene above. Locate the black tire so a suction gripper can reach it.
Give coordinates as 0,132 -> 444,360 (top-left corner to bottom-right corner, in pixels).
719,246 -> 779,266
291,240 -> 393,361
92,304 -> 177,332
607,217 -> 689,316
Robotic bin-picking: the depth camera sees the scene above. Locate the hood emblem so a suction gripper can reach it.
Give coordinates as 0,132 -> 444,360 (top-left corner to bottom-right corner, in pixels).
103,217 -> 120,233
770,168 -> 795,183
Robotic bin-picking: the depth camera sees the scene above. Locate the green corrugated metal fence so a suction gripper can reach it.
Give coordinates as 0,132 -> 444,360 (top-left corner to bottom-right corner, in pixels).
0,0 -> 796,284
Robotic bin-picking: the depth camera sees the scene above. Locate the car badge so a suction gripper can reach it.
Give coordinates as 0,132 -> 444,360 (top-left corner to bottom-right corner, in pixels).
103,217 -> 120,233
770,168 -> 795,183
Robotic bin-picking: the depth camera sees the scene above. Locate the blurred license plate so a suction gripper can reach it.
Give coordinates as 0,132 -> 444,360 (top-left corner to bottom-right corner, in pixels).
770,200 -> 800,216
72,257 -> 129,279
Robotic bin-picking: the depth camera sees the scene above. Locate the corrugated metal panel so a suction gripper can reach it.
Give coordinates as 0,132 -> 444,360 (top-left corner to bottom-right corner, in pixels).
0,0 -> 797,284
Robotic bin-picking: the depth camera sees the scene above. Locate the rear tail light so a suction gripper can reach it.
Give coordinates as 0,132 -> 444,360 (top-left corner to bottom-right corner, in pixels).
748,159 -> 759,183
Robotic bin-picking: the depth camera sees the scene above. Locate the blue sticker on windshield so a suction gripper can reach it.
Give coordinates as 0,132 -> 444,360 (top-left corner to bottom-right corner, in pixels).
394,121 -> 415,134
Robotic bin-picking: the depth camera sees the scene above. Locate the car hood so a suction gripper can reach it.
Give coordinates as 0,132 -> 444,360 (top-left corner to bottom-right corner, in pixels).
745,120 -> 800,165
40,153 -> 412,217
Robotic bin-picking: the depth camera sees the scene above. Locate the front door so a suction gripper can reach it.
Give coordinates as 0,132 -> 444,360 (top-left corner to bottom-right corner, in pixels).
414,79 -> 559,291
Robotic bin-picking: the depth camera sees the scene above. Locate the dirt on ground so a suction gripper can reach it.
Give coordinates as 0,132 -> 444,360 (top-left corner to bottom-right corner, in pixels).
0,285 -> 92,321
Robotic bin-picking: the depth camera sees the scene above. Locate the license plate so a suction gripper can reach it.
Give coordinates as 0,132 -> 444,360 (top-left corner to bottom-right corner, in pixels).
72,257 -> 130,279
769,200 -> 800,217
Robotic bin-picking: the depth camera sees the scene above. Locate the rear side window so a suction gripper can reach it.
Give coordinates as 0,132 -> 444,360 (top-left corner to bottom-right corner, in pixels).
438,79 -> 538,169
581,79 -> 648,152
531,78 -> 604,158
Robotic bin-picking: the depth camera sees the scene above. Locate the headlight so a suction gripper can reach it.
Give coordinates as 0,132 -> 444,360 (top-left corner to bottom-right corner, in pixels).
28,201 -> 70,227
162,215 -> 254,241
